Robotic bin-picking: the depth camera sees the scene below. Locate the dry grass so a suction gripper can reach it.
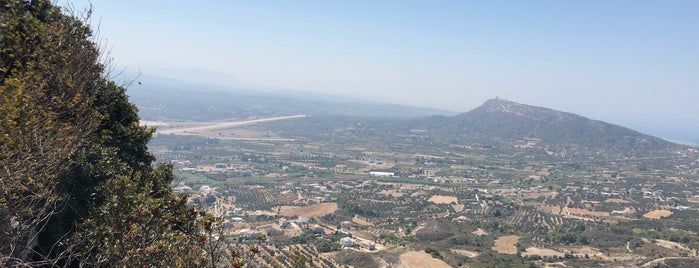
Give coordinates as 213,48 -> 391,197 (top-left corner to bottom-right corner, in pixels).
650,238 -> 692,252
278,203 -> 337,218
492,235 -> 521,254
643,209 -> 672,219
428,195 -> 458,204
399,251 -> 452,268
521,247 -> 564,257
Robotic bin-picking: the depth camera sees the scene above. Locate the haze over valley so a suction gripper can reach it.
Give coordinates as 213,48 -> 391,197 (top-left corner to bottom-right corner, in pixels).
129,74 -> 698,145
137,86 -> 699,267
3,1 -> 698,267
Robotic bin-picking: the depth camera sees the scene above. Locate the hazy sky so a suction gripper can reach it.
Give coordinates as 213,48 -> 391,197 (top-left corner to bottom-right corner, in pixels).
69,0 -> 698,143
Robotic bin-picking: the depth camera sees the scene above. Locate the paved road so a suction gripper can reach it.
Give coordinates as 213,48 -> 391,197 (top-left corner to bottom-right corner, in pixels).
156,115 -> 309,134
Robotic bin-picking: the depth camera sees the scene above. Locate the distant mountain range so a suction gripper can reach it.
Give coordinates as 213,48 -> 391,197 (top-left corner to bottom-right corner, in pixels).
126,77 -> 455,121
127,75 -> 691,155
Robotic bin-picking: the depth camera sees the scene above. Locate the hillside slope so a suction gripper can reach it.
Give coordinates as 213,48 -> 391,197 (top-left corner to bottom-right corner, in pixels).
420,98 -> 682,157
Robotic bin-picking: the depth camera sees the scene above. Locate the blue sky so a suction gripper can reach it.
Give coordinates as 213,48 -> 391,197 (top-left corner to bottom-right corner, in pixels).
69,0 -> 698,143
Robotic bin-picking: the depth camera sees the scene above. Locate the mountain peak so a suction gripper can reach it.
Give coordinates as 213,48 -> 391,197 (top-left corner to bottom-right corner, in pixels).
471,98 -> 560,121
447,98 -> 680,156
477,98 -> 523,113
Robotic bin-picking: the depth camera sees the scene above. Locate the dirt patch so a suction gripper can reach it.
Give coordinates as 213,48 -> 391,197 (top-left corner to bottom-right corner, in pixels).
611,207 -> 635,215
521,247 -> 564,257
452,204 -> 465,212
492,235 -> 521,254
643,209 -> 672,219
278,203 -> 337,218
451,249 -> 480,258
428,195 -> 458,204
399,251 -> 452,268
472,228 -> 488,236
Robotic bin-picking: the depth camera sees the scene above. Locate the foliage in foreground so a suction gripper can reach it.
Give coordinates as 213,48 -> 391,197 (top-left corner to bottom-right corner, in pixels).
0,0 -> 231,266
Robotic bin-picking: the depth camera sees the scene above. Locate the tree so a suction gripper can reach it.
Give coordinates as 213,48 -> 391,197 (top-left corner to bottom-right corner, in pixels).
1,0 -> 103,264
1,1 -> 213,266
291,250 -> 307,268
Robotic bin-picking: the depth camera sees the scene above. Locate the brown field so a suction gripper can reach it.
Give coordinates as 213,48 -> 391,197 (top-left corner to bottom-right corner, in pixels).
379,189 -> 403,197
428,195 -> 458,204
399,251 -> 452,268
606,198 -> 632,203
542,206 -> 610,218
567,207 -> 610,217
521,247 -> 564,257
492,235 -> 521,254
643,209 -> 672,219
278,203 -> 337,218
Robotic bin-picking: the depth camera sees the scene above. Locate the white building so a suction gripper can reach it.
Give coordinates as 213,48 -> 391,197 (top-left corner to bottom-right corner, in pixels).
340,237 -> 355,247
200,185 -> 213,195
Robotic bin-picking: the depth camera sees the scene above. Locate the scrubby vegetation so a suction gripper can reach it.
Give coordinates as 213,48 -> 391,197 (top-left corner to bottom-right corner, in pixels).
0,1 -> 229,266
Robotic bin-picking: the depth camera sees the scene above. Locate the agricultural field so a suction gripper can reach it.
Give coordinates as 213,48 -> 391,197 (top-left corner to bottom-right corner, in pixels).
492,235 -> 521,254
400,251 -> 452,268
279,203 -> 338,218
642,209 -> 673,219
147,113 -> 699,267
428,195 -> 459,204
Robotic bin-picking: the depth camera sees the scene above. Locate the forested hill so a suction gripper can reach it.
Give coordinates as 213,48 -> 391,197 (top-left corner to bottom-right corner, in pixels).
409,98 -> 686,157
260,98 -> 688,159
